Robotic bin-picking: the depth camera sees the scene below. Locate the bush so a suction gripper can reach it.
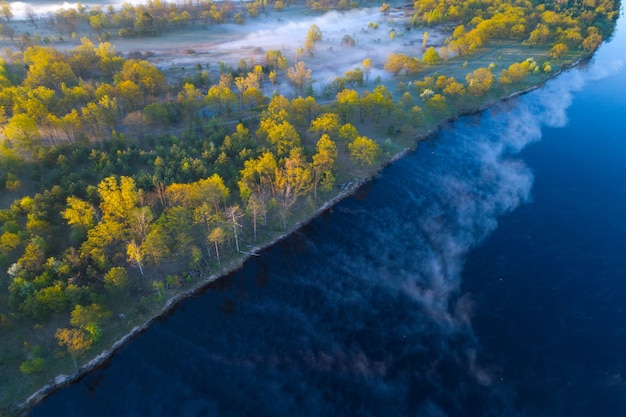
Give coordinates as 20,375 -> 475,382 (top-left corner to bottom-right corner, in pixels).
20,357 -> 44,374
104,267 -> 130,294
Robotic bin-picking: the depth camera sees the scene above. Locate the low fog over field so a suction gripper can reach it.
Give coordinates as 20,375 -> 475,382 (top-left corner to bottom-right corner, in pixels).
5,1 -> 448,95
215,7 -> 445,80
7,1 -> 147,19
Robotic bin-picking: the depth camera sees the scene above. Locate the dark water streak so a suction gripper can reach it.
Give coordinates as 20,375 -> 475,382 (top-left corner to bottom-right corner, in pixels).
28,15 -> 626,417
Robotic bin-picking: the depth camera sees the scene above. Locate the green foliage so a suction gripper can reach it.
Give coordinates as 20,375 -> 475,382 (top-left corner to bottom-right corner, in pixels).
70,304 -> 110,343
70,303 -> 111,330
349,136 -> 381,167
422,47 -> 441,65
152,280 -> 165,300
104,267 -> 130,293
304,24 -> 322,54
20,281 -> 69,322
20,357 -> 44,374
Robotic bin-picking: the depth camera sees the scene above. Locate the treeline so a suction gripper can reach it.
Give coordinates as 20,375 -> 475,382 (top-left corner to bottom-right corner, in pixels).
0,0 -> 359,46
0,0 -> 619,49
2,0 -> 264,42
0,38 -> 601,372
0,29 -> 401,366
0,37 -> 558,353
405,0 -> 617,55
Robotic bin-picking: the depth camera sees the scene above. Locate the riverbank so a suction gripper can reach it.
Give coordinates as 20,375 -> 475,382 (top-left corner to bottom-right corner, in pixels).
4,47 -> 593,416
3,0 -> 618,410
9,172 -> 374,417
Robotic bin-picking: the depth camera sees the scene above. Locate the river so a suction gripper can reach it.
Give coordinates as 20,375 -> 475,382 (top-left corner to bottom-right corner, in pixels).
27,13 -> 626,417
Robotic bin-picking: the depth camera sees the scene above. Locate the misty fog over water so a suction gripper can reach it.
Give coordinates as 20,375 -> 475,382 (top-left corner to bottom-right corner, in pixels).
25,9 -> 626,417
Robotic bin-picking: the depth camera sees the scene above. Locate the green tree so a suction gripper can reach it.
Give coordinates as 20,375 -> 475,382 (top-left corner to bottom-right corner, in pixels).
312,134 -> 337,198
304,24 -> 322,55
21,281 -> 69,322
104,266 -> 130,293
62,196 -> 96,231
399,91 -> 414,110
335,89 -> 359,123
411,106 -> 424,125
96,42 -> 124,78
344,68 -> 364,88
442,79 -> 465,101
49,109 -> 82,143
201,174 -> 230,212
527,23 -> 551,45
89,13 -> 110,37
25,57 -> 77,92
15,86 -> 55,124
384,53 -> 406,76
349,136 -> 380,166
582,27 -> 602,52
20,357 -> 45,374
238,152 -> 277,225
309,113 -> 341,138
550,43 -> 569,59
141,226 -> 170,265
18,237 -> 47,272
339,123 -> 360,147
206,84 -> 237,115
258,119 -> 301,156
98,176 -> 138,223
359,85 -> 394,123
116,79 -> 144,112
273,148 -> 312,229
135,11 -> 156,35
246,193 -> 266,242
117,59 -> 166,96
208,226 -> 226,265
4,114 -> 40,151
422,46 -> 441,65
425,93 -> 448,115
70,303 -> 110,341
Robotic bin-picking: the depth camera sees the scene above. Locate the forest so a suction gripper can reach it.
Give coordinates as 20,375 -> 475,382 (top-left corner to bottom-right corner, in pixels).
0,0 -> 620,412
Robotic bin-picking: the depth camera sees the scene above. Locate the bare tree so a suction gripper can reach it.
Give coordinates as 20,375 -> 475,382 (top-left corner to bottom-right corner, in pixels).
225,205 -> 244,253
287,61 -> 312,97
25,6 -> 38,27
208,227 -> 226,266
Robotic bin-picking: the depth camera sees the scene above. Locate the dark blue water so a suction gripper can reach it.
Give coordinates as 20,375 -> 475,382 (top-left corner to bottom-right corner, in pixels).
29,16 -> 626,417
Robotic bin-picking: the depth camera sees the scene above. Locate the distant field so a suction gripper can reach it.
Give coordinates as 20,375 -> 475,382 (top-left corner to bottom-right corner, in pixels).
1,3 -> 449,95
